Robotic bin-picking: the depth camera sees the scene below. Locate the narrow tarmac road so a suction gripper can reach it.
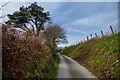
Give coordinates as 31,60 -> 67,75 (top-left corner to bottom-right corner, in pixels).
57,54 -> 98,79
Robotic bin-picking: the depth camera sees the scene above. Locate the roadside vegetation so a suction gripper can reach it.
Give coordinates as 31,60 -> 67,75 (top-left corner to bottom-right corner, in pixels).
60,33 -> 120,79
2,2 -> 67,79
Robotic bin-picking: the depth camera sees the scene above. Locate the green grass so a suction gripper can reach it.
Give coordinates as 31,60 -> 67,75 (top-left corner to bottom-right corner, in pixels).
60,33 -> 120,79
46,52 -> 60,78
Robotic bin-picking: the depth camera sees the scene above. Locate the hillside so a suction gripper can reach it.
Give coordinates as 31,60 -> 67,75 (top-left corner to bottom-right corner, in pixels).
60,33 -> 120,78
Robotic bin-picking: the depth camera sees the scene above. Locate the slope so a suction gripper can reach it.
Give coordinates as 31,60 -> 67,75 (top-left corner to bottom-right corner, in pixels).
60,33 -> 120,78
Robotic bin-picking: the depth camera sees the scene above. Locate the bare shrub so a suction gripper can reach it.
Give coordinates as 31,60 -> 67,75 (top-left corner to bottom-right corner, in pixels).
2,24 -> 24,78
2,24 -> 50,78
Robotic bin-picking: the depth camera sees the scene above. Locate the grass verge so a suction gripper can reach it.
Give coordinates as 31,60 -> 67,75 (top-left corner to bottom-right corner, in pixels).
60,33 -> 120,79
22,52 -> 60,79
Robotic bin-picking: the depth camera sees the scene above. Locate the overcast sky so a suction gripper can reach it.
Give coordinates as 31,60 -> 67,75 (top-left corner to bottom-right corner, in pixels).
0,2 -> 118,47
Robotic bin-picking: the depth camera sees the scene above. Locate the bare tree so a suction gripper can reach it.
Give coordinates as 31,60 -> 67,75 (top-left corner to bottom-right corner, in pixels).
0,2 -> 9,10
0,2 -> 9,25
0,2 -> 9,18
42,24 -> 68,50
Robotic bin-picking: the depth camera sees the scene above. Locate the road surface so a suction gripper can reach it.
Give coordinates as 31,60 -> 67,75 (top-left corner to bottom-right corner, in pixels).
57,53 -> 98,79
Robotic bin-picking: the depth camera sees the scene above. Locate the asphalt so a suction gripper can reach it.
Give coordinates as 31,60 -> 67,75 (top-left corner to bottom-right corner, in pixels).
57,54 -> 98,80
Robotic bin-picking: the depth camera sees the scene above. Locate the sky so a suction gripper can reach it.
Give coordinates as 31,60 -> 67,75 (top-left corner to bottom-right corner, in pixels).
0,1 -> 118,47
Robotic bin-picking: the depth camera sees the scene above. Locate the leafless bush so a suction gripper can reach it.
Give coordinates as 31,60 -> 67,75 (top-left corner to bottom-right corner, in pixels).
2,24 -> 50,78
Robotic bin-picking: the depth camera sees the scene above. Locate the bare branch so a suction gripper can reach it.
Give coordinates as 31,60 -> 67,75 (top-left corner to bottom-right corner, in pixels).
0,2 -> 9,10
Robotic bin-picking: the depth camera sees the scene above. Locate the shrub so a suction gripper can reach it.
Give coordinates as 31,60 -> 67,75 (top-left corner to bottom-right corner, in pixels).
2,24 -> 50,78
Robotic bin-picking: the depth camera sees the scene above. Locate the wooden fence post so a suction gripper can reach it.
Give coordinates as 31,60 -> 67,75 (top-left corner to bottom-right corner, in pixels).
90,34 -> 92,38
101,30 -> 104,37
95,33 -> 97,38
87,36 -> 89,40
110,26 -> 114,35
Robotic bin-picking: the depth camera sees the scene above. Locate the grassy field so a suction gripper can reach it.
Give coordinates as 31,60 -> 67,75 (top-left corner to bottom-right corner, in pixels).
60,33 -> 120,79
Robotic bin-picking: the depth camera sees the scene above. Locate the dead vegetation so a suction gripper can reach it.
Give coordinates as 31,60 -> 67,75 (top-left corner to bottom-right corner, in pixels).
2,24 -> 51,78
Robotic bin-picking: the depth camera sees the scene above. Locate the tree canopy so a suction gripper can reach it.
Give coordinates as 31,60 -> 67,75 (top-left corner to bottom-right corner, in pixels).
7,2 -> 50,36
6,2 -> 68,49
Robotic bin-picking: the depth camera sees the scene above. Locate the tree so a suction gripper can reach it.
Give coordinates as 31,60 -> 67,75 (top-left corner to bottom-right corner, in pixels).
42,24 -> 68,50
7,2 -> 50,36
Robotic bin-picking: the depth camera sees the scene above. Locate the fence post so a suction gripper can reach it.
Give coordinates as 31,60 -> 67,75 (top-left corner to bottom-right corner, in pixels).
87,36 -> 89,40
90,34 -> 92,38
101,30 -> 104,37
110,26 -> 114,35
95,33 -> 97,38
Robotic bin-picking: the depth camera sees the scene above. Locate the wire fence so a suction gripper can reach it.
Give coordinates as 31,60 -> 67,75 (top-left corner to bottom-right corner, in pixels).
67,25 -> 118,47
